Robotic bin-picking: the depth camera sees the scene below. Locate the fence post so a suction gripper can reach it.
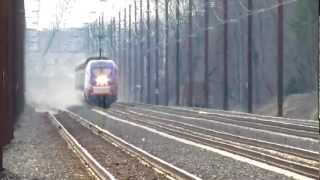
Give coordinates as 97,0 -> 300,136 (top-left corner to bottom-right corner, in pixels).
277,0 -> 284,117
247,0 -> 253,113
176,0 -> 180,106
188,0 -> 193,107
204,0 -> 209,108
155,0 -> 160,105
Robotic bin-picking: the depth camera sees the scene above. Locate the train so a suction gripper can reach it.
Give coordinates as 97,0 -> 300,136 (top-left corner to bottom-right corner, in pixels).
75,56 -> 118,108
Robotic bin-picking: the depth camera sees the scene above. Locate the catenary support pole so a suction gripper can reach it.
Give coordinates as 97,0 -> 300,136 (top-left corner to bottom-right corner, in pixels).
155,0 -> 160,105
129,5 -> 132,102
247,0 -> 253,113
277,0 -> 284,117
134,1 -> 138,102
165,0 -> 169,105
176,0 -> 180,106
223,0 -> 229,110
204,0 -> 209,108
140,0 -> 144,103
187,0 -> 193,107
147,0 -> 151,104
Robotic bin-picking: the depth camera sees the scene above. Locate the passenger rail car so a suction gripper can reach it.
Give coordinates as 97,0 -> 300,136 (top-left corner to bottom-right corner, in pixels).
75,57 -> 118,108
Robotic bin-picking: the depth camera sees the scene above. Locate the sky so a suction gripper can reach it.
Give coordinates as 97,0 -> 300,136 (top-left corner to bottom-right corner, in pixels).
25,0 -> 133,30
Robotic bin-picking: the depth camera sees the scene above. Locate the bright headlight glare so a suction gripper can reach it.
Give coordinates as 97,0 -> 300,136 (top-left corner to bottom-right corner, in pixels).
96,75 -> 109,86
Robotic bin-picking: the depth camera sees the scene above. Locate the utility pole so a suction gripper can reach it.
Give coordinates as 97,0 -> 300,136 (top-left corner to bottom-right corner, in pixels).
188,0 -> 193,107
247,0 -> 253,113
204,0 -> 209,108
155,0 -> 160,105
165,0 -> 169,105
277,0 -> 284,117
176,0 -> 180,106
223,0 -> 229,110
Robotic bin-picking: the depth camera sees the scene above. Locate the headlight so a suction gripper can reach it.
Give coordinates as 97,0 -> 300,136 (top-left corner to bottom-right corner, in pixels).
96,75 -> 110,86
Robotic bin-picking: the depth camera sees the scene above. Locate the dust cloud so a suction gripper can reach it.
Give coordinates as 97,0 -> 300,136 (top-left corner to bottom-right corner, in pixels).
25,52 -> 86,110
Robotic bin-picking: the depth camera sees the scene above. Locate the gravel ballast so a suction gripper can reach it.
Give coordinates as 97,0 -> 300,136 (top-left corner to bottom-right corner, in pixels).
2,106 -> 93,180
55,111 -> 169,180
69,105 -> 294,180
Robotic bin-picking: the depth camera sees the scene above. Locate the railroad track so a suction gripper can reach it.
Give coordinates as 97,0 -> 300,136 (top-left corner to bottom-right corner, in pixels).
92,105 -> 319,180
48,109 -> 201,180
115,103 -> 318,140
118,102 -> 318,128
48,112 -> 116,180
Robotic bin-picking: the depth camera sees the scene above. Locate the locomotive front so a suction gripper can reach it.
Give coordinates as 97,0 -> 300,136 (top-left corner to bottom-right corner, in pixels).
84,60 -> 118,107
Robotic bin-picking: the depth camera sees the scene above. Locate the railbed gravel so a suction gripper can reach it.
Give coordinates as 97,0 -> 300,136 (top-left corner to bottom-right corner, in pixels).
69,105 -> 294,180
2,106 -> 93,180
55,111 -> 168,180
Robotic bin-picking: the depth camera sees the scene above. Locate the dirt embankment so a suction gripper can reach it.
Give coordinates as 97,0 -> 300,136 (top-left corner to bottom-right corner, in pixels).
257,93 -> 317,120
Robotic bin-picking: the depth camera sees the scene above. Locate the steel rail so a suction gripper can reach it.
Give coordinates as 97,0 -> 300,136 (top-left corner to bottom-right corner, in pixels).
47,112 -> 116,180
111,108 -> 318,161
63,109 -> 201,180
131,106 -> 318,139
115,103 -> 318,139
116,102 -> 317,126
104,109 -> 319,179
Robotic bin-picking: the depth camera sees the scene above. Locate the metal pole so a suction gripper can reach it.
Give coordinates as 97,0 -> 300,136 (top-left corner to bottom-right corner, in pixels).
317,3 -> 320,127
155,0 -> 160,105
277,0 -> 284,117
99,16 -> 102,57
140,0 -> 144,103
247,0 -> 253,113
110,18 -> 114,58
113,18 -> 117,60
118,12 -> 122,99
124,8 -> 127,101
134,1 -> 138,102
204,0 -> 209,108
129,5 -> 132,102
188,0 -> 193,107
147,0 -> 151,104
176,0 -> 180,106
223,0 -> 229,110
165,0 -> 169,105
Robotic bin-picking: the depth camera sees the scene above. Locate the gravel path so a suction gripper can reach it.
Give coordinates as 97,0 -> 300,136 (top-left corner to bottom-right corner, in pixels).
69,105 -> 293,180
1,106 -> 93,180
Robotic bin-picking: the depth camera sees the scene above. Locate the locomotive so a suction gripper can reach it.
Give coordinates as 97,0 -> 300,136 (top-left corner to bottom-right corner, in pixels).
75,56 -> 118,108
